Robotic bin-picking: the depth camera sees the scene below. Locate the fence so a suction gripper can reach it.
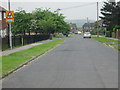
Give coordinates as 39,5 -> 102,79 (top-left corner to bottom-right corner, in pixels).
2,34 -> 50,51
116,29 -> 120,39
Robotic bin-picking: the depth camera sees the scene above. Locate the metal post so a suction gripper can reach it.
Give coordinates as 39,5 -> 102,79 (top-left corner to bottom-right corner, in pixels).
97,2 -> 99,37
8,0 -> 12,49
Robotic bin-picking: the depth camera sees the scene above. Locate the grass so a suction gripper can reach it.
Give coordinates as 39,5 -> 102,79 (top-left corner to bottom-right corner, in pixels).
114,46 -> 120,50
1,40 -> 64,77
92,36 -> 120,51
92,37 -> 116,43
0,56 -> 2,77
107,41 -> 120,45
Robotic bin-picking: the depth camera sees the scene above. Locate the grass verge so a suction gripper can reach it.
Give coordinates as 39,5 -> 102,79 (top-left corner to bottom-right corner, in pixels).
0,56 -> 2,78
107,41 -> 120,45
92,37 -> 116,43
2,40 -> 64,77
92,36 -> 119,51
114,46 -> 120,50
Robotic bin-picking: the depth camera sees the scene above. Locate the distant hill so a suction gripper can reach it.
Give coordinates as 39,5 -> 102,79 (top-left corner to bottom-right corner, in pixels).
65,19 -> 95,28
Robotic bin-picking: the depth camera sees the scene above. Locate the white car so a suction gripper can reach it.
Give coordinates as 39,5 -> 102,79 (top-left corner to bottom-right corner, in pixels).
83,32 -> 91,38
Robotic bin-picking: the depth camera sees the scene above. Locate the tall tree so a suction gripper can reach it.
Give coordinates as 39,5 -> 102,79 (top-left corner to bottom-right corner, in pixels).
100,0 -> 120,36
12,8 -> 70,35
12,9 -> 32,35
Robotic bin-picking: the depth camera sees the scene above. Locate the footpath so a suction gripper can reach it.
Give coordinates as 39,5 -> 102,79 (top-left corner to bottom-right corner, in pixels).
1,38 -> 61,56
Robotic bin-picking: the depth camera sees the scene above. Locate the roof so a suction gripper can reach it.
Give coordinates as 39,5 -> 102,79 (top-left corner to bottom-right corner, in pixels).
70,23 -> 77,27
0,6 -> 7,12
82,23 -> 94,27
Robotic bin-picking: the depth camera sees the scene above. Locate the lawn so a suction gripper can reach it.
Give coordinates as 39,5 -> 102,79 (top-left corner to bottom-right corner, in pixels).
92,37 -> 116,43
2,40 -> 64,77
108,41 -> 120,45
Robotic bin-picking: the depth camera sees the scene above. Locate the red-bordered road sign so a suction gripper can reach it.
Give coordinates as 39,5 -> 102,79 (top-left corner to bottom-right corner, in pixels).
6,11 -> 14,23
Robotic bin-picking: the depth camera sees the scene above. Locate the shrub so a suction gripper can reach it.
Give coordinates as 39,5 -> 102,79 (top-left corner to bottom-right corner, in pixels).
106,31 -> 111,37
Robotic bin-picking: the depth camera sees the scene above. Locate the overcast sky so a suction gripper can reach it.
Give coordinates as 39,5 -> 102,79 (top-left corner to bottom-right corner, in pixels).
1,0 -> 119,20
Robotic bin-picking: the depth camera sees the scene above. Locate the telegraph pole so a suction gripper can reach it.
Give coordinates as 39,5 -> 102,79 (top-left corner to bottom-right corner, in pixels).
97,2 -> 99,37
8,0 -> 12,49
87,17 -> 90,32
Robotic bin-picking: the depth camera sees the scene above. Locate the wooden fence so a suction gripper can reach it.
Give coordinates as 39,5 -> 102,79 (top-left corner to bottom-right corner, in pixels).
2,34 -> 50,51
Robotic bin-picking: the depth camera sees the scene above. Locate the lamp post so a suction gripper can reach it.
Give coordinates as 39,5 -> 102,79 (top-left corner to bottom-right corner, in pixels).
97,2 -> 99,37
8,0 -> 12,49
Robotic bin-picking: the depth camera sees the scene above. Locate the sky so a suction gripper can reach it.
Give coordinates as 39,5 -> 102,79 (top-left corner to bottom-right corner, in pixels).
1,0 -> 119,20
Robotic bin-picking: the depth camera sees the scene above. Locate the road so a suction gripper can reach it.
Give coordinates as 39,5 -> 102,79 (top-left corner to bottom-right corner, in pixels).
2,35 -> 118,88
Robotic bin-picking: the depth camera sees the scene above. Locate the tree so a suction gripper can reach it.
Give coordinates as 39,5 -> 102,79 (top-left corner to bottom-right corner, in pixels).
12,9 -> 32,35
12,8 -> 70,35
116,1 -> 120,26
100,1 -> 120,36
32,8 -> 70,34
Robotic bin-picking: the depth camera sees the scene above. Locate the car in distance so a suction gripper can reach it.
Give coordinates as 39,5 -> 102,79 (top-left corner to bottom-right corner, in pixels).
83,32 -> 91,38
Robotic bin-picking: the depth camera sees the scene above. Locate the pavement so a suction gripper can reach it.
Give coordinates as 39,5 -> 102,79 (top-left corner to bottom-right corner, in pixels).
1,38 -> 60,56
99,35 -> 119,41
2,35 -> 118,88
105,37 -> 119,41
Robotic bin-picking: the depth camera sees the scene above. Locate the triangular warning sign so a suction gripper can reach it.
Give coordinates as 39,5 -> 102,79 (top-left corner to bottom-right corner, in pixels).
6,11 -> 14,23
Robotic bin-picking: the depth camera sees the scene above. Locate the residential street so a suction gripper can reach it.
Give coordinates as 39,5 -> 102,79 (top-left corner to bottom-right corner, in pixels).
2,35 -> 118,88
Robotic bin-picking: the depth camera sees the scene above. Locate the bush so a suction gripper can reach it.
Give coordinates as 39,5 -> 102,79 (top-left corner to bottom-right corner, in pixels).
113,25 -> 120,32
54,33 -> 64,38
99,29 -> 105,35
106,31 -> 111,37
90,30 -> 97,35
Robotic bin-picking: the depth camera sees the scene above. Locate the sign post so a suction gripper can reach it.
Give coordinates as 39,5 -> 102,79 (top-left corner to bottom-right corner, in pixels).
6,11 -> 14,49
6,11 -> 14,23
6,0 -> 14,49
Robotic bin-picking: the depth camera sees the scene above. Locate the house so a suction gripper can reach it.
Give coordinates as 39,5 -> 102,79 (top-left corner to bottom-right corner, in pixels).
0,6 -> 8,38
82,23 -> 94,32
70,23 -> 78,33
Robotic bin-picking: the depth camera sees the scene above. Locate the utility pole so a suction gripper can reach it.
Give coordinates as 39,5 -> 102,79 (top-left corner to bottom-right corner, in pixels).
87,17 -> 88,23
8,0 -> 12,49
87,17 -> 90,32
97,2 -> 99,37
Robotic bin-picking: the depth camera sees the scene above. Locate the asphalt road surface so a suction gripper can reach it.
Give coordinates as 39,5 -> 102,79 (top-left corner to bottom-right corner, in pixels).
2,35 -> 118,88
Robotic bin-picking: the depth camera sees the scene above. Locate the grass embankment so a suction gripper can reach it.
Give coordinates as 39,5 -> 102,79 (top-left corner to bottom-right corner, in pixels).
92,37 -> 120,50
2,40 -> 64,77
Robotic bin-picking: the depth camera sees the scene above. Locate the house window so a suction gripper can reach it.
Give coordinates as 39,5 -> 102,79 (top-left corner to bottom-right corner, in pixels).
0,29 -> 7,38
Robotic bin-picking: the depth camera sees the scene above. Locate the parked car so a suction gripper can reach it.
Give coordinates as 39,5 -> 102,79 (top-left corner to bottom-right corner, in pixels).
62,33 -> 69,37
83,32 -> 91,38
